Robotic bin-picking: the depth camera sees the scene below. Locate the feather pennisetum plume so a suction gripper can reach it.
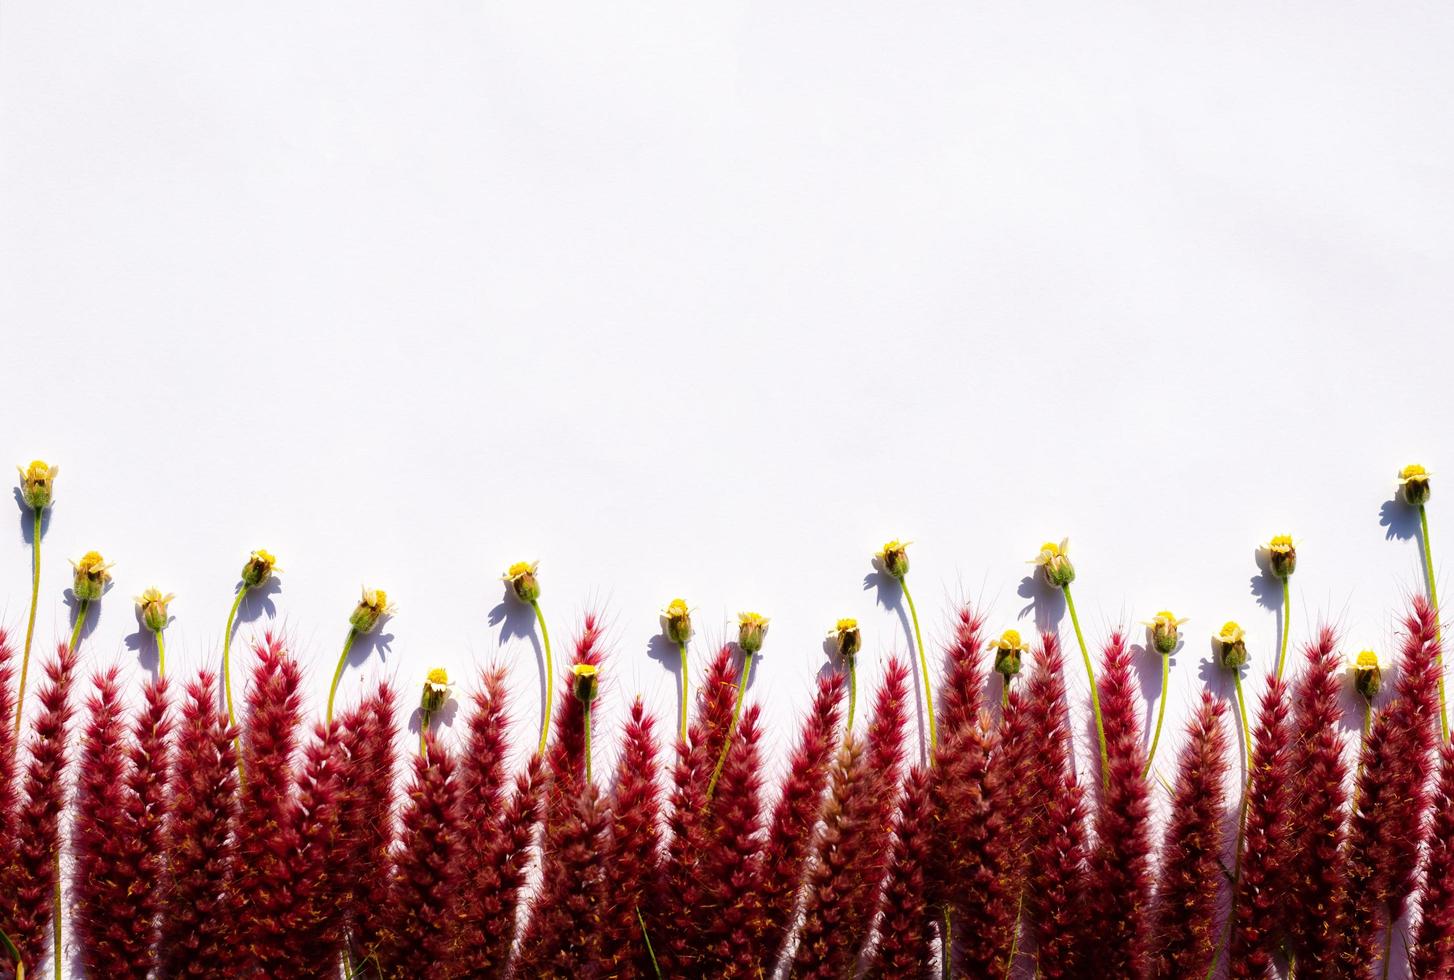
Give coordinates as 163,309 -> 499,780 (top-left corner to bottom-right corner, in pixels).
793,657 -> 910,979
71,668 -> 137,978
1411,738 -> 1454,978
1020,633 -> 1091,979
698,705 -> 767,977
232,634 -> 305,974
863,765 -> 934,978
931,711 -> 1003,974
377,734 -> 461,979
936,605 -> 987,738
0,644 -> 79,974
449,668 -> 516,973
157,671 -> 239,978
598,698 -> 664,979
124,679 -> 171,973
284,722 -> 349,976
1086,632 -> 1152,977
1228,675 -> 1295,977
1284,629 -> 1350,977
752,670 -> 845,968
343,684 -> 398,967
545,615 -> 606,787
0,632 -> 18,863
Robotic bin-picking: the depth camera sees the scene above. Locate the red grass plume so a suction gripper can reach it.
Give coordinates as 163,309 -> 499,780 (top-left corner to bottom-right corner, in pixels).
697,705 -> 768,977
1411,738 -> 1454,978
752,670 -> 845,970
342,684 -> 399,968
1085,632 -> 1153,978
1283,629 -> 1351,977
936,605 -> 987,738
157,670 -> 239,978
1149,691 -> 1230,980
793,657 -> 911,979
1344,597 -> 1442,972
0,644 -> 79,976
863,764 -> 934,978
597,698 -> 665,979
1020,633 -> 1091,979
0,632 -> 18,880
283,721 -> 350,976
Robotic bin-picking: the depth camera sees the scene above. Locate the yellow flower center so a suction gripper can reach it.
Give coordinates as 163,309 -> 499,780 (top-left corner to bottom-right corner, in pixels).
426,667 -> 450,686
666,598 -> 689,616
1268,535 -> 1294,551
997,629 -> 1023,649
573,663 -> 599,677
1401,463 -> 1428,481
739,611 -> 769,629
252,549 -> 277,566
1355,650 -> 1379,671
1219,621 -> 1244,643
507,561 -> 535,578
835,617 -> 858,632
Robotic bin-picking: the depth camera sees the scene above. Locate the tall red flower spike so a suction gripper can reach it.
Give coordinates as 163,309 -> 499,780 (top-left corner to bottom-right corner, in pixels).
158,670 -> 240,978
0,644 -> 79,976
597,698 -> 664,979
1284,629 -> 1351,977
284,721 -> 350,976
125,679 -> 172,974
0,632 -> 19,882
698,705 -> 767,977
752,670 -> 845,970
793,657 -> 910,979
1149,692 -> 1230,980
1411,738 -> 1454,978
343,684 -> 399,967
863,765 -> 934,978
936,605 -> 988,739
1086,632 -> 1153,978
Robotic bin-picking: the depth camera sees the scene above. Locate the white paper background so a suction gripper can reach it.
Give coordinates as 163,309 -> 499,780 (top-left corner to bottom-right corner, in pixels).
1,4 -> 1452,972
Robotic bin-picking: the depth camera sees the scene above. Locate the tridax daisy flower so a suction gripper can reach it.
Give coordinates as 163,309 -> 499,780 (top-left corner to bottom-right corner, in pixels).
68,551 -> 114,653
1264,535 -> 1297,680
1352,649 -> 1382,701
135,588 -> 176,676
828,618 -> 862,731
877,539 -> 937,756
989,628 -> 1028,702
1399,464 -> 1445,738
1141,610 -> 1187,776
662,598 -> 693,743
418,667 -> 453,758
1400,463 -> 1432,507
14,459 -> 57,737
572,663 -> 600,782
1029,537 -> 1107,785
707,612 -> 770,799
328,587 -> 395,723
504,560 -> 554,754
222,549 -> 280,728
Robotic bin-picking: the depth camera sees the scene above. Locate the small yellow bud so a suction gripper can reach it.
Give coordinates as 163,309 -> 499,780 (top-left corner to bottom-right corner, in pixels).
1267,535 -> 1297,579
662,598 -> 693,645
241,549 -> 279,589
1400,464 -> 1432,506
135,587 -> 175,634
738,612 -> 770,655
1216,621 -> 1249,670
572,662 -> 600,703
503,561 -> 541,603
1031,538 -> 1076,588
876,540 -> 911,579
1352,649 -> 1382,699
70,551 -> 113,602
349,587 -> 394,634
17,460 -> 57,510
420,667 -> 452,714
1141,610 -> 1188,656
990,628 -> 1029,679
828,618 -> 861,661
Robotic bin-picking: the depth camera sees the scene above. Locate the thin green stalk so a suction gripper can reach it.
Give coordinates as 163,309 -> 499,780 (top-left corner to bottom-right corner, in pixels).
326,628 -> 359,724
676,640 -> 689,744
221,587 -> 246,727
636,907 -> 661,978
1275,579 -> 1291,681
14,506 -> 42,738
1062,585 -> 1108,787
419,711 -> 431,759
1419,504 -> 1447,740
1006,890 -> 1025,978
534,600 -> 554,755
1142,651 -> 1171,777
156,630 -> 167,679
846,659 -> 858,734
68,598 -> 90,654
706,651 -> 753,800
1208,671 -> 1253,979
1001,681 -> 1009,708
941,906 -> 952,980
899,577 -> 937,757
584,701 -> 594,784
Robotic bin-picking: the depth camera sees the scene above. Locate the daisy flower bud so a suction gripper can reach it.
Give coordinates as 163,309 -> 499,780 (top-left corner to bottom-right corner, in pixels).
572,662 -> 599,703
1143,610 -> 1188,655
990,628 -> 1028,679
738,612 -> 770,655
503,561 -> 541,603
135,587 -> 175,634
662,598 -> 693,645
17,459 -> 57,509
240,549 -> 279,589
349,587 -> 394,634
71,551 -> 114,601
1216,621 -> 1249,670
420,667 -> 452,714
876,540 -> 911,580
1352,649 -> 1382,699
1031,538 -> 1076,588
1267,535 -> 1297,579
828,618 -> 861,661
1400,464 -> 1432,506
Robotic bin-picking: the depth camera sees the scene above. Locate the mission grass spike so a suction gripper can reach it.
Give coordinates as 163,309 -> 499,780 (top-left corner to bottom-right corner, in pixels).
862,765 -> 934,978
0,634 -> 20,891
697,705 -> 768,977
597,699 -> 665,979
284,721 -> 351,977
1411,738 -> 1454,978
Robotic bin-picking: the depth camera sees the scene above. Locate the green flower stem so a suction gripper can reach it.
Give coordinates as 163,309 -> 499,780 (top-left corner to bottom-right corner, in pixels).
676,640 -> 689,744
941,907 -> 952,980
1208,670 -> 1253,980
68,598 -> 90,654
1419,504 -> 1447,740
534,600 -> 554,755
1142,651 -> 1171,778
1275,578 -> 1291,681
156,630 -> 167,679
584,700 -> 594,784
1000,681 -> 1010,708
706,651 -> 753,801
899,576 -> 937,757
1062,585 -> 1108,787
419,711 -> 432,759
14,506 -> 42,738
221,587 -> 247,727
1382,906 -> 1396,980
636,907 -> 661,978
326,628 -> 360,725
846,658 -> 858,734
